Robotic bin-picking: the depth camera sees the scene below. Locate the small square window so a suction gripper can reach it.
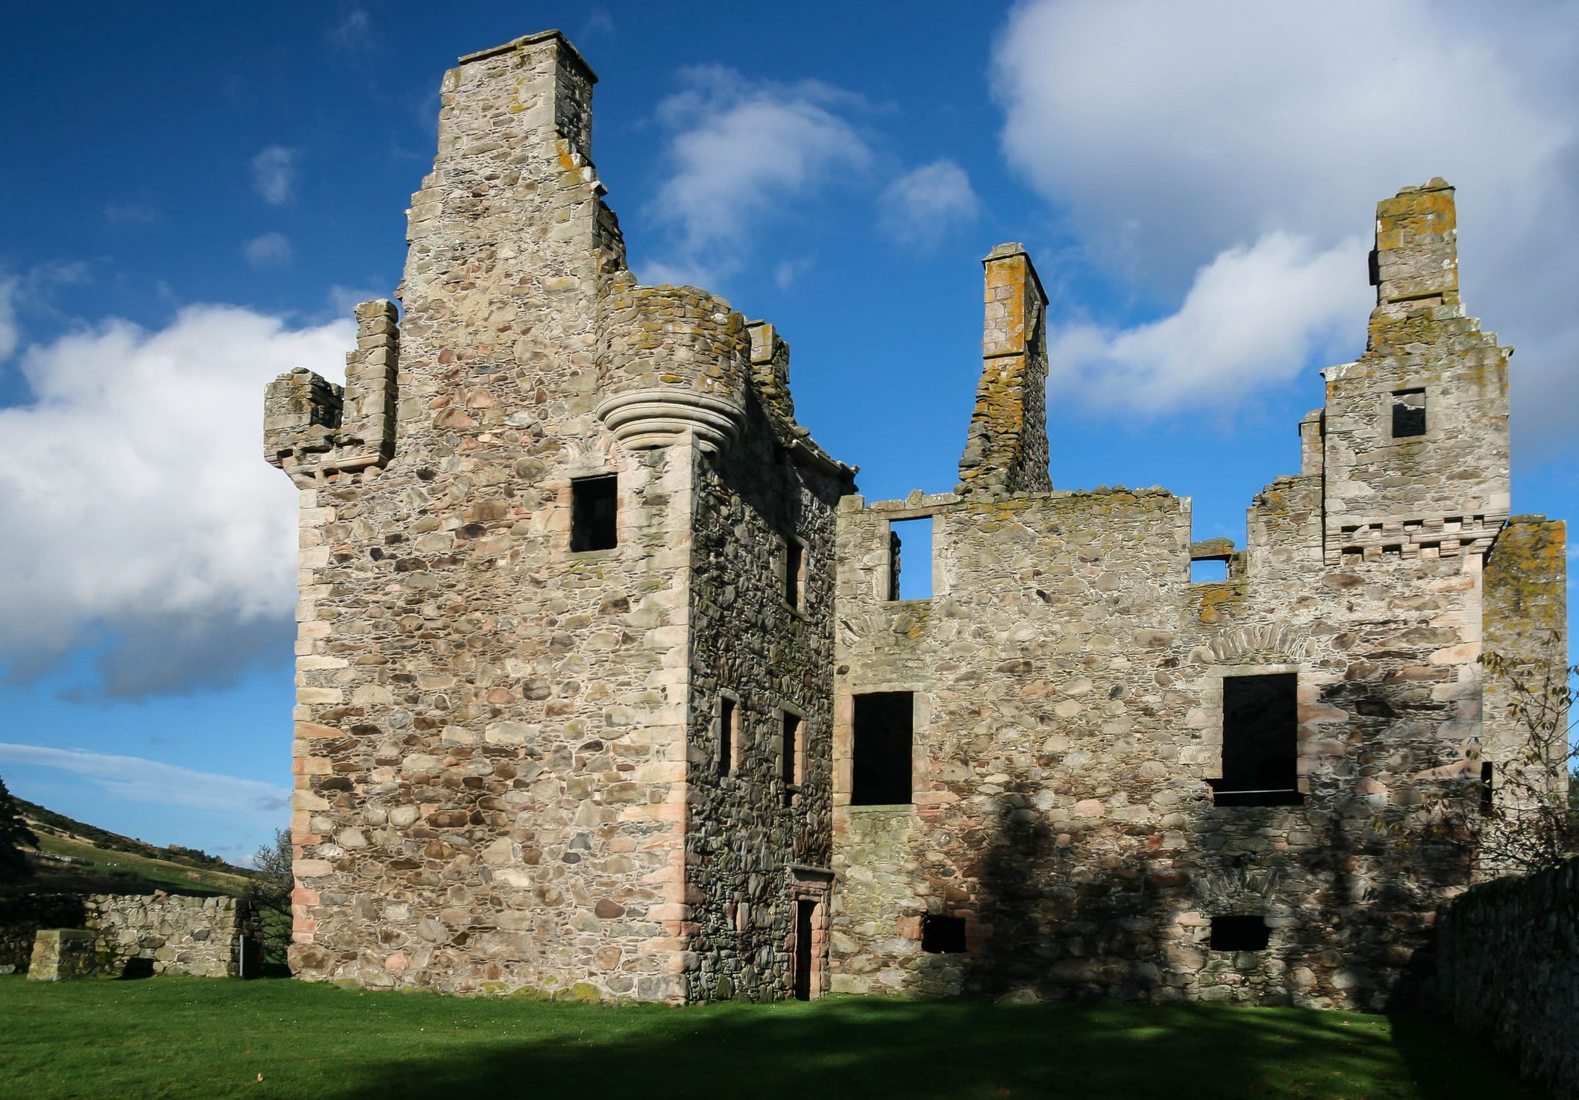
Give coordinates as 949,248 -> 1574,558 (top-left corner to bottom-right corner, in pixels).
570,475 -> 617,551
1210,915 -> 1270,951
921,914 -> 967,954
1391,388 -> 1426,438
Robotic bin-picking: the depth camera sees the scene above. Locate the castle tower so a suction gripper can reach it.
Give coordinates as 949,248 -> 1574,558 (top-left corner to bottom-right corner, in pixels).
1320,179 -> 1511,565
265,31 -> 851,1002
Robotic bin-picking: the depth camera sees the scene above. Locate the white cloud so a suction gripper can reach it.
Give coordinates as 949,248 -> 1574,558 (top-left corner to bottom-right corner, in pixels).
993,0 -> 1579,445
243,232 -> 293,268
250,146 -> 299,205
0,276 -> 17,361
0,743 -> 288,814
1050,233 -> 1369,413
878,160 -> 980,247
0,305 -> 353,695
643,67 -> 873,285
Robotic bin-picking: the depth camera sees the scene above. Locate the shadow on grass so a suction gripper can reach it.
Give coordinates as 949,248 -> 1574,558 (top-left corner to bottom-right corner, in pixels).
333,998 -> 1541,1100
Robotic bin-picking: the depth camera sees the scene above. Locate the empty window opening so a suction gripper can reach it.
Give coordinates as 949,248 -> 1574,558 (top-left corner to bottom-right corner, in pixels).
718,696 -> 739,777
781,711 -> 802,807
887,516 -> 933,601
1211,673 -> 1301,806
921,914 -> 967,954
1210,915 -> 1270,951
570,475 -> 617,551
784,538 -> 806,610
852,691 -> 913,805
1392,388 -> 1426,438
1191,558 -> 1229,583
1479,761 -> 1494,813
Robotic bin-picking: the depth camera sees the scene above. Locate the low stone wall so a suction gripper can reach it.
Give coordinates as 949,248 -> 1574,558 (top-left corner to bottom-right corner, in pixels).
0,895 -> 86,973
1432,857 -> 1579,1099
87,894 -> 252,978
0,892 -> 254,978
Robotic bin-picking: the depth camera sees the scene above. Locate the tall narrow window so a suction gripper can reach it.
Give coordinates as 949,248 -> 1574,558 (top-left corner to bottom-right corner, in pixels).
570,474 -> 617,551
718,696 -> 739,777
781,711 -> 802,807
784,538 -> 806,610
1210,673 -> 1301,806
1392,388 -> 1426,438
887,517 -> 933,601
1479,762 -> 1494,814
852,691 -> 912,805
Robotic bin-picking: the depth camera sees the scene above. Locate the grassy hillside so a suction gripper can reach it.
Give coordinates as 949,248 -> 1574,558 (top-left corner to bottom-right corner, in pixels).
7,798 -> 256,899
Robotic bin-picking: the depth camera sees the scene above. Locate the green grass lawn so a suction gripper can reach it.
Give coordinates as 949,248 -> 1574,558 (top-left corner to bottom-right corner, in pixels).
0,976 -> 1538,1099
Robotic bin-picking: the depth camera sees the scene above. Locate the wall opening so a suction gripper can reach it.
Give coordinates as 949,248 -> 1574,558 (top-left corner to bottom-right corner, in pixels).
1191,558 -> 1229,583
1211,673 -> 1302,806
718,695 -> 739,777
781,711 -> 802,807
852,691 -> 913,805
1209,915 -> 1270,951
921,914 -> 967,954
793,899 -> 817,1001
783,538 -> 806,610
887,516 -> 933,601
1392,388 -> 1427,438
570,474 -> 617,551
1480,761 -> 1494,813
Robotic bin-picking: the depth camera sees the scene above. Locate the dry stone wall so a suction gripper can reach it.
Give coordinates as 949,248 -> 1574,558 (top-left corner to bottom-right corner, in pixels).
1431,857 -> 1579,1099
3,893 -> 249,978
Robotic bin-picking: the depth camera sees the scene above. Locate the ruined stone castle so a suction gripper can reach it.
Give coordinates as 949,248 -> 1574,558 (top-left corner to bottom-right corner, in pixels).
264,31 -> 1567,1008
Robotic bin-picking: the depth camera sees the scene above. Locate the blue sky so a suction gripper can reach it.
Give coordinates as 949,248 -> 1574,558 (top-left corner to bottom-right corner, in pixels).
1,1 -> 1574,864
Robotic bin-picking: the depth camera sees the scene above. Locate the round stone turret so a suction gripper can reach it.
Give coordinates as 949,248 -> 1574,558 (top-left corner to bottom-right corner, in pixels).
596,276 -> 750,454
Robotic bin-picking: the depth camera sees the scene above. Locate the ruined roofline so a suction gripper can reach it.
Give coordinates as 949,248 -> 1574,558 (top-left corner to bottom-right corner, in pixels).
457,29 -> 598,82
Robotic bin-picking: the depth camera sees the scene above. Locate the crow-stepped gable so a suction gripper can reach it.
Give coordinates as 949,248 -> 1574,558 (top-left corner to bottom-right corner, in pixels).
264,31 -> 1567,1009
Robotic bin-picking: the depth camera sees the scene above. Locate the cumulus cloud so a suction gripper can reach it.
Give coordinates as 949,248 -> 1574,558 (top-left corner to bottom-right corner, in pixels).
878,160 -> 980,247
0,305 -> 353,696
244,232 -> 293,268
250,146 -> 299,205
0,743 -> 288,814
993,0 -> 1579,443
643,67 -> 873,285
1051,233 -> 1369,413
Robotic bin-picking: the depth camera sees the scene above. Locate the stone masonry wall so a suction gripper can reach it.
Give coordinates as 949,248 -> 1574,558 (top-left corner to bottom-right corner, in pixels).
829,183 -> 1510,1010
683,382 -> 848,1001
87,894 -> 250,978
1432,857 -> 1579,1099
1,893 -> 247,977
270,32 -> 695,1001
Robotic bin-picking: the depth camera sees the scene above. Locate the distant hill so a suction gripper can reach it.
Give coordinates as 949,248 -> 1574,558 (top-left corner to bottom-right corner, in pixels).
7,797 -> 257,899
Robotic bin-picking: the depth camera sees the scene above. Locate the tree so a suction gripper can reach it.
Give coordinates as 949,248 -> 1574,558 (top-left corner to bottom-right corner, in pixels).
0,774 -> 40,880
246,827 -> 293,965
1471,649 -> 1578,876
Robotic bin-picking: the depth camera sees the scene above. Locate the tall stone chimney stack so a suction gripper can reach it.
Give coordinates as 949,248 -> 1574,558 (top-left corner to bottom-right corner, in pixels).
956,243 -> 1052,498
